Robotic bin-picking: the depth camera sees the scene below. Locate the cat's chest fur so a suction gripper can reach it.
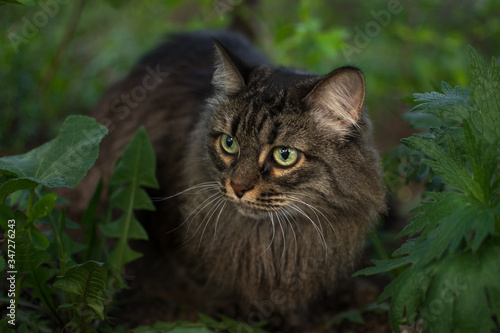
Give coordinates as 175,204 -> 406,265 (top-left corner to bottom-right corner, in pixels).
66,30 -> 385,319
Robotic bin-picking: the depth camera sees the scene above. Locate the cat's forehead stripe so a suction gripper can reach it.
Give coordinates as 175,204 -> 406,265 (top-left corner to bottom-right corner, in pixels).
230,114 -> 241,136
267,123 -> 279,145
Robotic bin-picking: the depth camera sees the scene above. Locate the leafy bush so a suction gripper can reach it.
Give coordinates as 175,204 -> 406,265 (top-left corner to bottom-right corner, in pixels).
0,115 -> 109,331
0,116 -> 267,332
357,47 -> 500,332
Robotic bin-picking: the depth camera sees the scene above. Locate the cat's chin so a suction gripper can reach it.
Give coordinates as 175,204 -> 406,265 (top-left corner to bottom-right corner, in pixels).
233,203 -> 269,220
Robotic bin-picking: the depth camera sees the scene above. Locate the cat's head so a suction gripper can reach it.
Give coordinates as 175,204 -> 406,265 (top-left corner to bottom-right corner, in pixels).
203,40 -> 378,220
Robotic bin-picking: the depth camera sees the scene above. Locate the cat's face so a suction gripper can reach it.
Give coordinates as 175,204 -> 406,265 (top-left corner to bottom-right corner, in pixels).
204,43 -> 369,220
207,79 -> 321,218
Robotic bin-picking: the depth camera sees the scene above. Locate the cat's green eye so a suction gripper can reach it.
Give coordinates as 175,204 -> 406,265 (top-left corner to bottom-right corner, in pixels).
273,147 -> 299,167
220,134 -> 239,155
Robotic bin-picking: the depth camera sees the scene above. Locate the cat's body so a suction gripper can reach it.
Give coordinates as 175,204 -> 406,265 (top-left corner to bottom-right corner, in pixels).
62,30 -> 385,325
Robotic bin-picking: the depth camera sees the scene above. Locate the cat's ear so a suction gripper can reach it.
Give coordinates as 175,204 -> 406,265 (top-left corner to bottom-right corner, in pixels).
305,67 -> 365,132
212,39 -> 248,94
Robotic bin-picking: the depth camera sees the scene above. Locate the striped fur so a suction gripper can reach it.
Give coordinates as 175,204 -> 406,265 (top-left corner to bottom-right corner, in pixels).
66,30 -> 386,319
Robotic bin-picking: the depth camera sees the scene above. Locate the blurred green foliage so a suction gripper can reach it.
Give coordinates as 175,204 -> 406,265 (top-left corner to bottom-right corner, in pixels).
1,0 -> 499,155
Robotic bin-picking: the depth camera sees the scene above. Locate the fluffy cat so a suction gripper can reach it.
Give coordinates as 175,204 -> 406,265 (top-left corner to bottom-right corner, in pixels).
62,30 -> 385,323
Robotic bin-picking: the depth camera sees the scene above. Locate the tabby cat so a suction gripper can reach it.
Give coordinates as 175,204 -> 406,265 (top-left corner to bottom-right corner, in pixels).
64,30 -> 385,322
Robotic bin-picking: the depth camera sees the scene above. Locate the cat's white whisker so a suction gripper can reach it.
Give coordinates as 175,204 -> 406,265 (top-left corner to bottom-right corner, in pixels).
179,195 -> 223,249
183,192 -> 222,238
282,206 -> 304,240
259,211 -> 276,257
212,201 -> 228,250
279,208 -> 298,263
285,192 -> 342,243
165,187 -> 220,235
197,197 -> 226,253
287,203 -> 328,256
151,181 -> 219,202
273,210 -> 287,263
285,195 -> 340,244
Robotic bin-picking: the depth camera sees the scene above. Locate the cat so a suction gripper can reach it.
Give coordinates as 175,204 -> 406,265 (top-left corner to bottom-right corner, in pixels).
60,30 -> 386,326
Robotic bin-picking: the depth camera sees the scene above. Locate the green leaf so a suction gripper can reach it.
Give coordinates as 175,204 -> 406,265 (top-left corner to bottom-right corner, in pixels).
0,177 -> 38,204
0,203 -> 15,230
402,135 -> 484,202
100,215 -> 148,240
53,261 -> 109,320
109,126 -> 158,189
411,81 -> 475,126
0,115 -> 107,189
103,127 -> 158,272
368,46 -> 500,333
467,46 -> 500,145
82,179 -> 104,261
110,186 -> 156,211
28,193 -> 57,223
15,210 -> 58,314
28,225 -> 50,250
107,242 -> 143,271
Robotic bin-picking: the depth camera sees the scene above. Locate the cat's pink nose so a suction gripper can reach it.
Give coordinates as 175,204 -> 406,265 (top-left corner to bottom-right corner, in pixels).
230,182 -> 253,198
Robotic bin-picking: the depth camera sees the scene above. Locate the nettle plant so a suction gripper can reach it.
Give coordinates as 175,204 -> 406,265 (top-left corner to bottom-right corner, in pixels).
358,47 -> 500,332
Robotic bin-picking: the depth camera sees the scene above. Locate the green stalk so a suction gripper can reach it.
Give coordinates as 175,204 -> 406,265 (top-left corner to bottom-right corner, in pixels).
115,151 -> 140,273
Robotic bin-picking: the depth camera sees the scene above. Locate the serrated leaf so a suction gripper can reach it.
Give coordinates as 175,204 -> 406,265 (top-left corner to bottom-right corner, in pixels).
420,242 -> 500,332
402,135 -> 484,202
369,46 -> 500,333
462,120 -> 498,204
109,126 -> 158,189
22,265 -> 58,304
0,115 -> 107,189
100,215 -> 148,240
354,255 -> 413,277
15,209 -> 57,312
108,241 -> 143,271
399,192 -> 452,239
15,211 -> 52,274
411,81 -> 475,126
468,46 -> 500,145
110,186 -> 155,211
53,261 -> 108,320
104,127 -> 158,272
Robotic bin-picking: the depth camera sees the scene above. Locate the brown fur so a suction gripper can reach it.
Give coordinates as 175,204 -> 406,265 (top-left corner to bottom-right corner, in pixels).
58,30 -> 386,324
